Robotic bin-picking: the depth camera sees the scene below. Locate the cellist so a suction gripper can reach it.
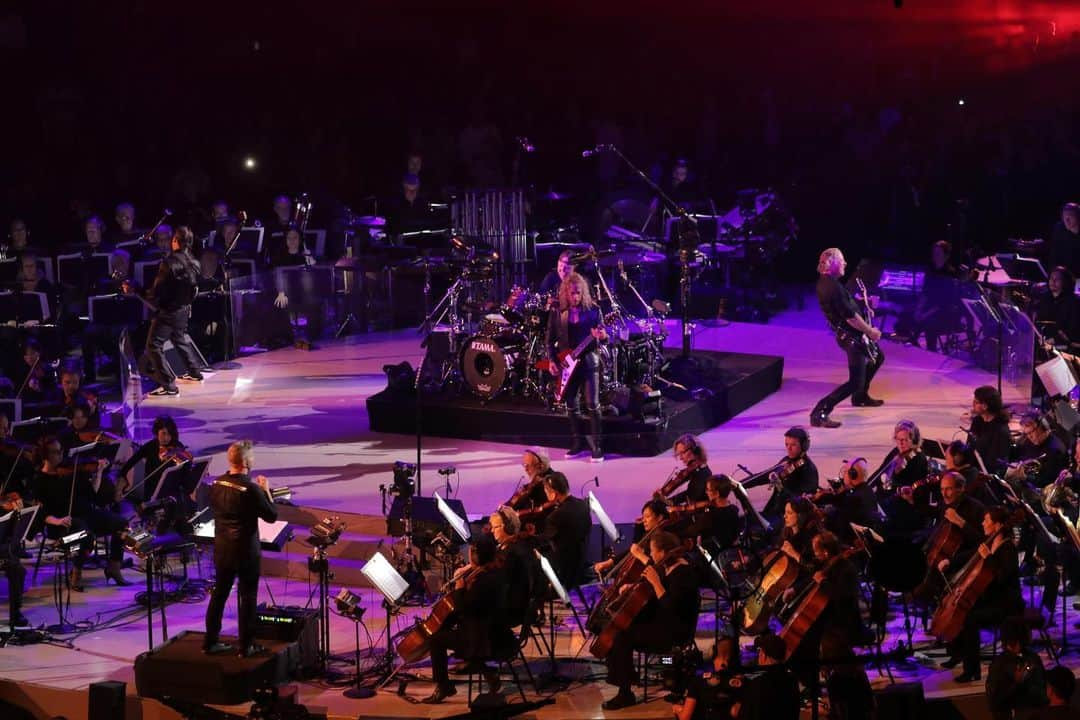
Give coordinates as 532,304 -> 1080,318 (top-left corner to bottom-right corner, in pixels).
593,499 -> 670,578
912,471 -> 986,607
942,506 -> 1024,683
601,530 -> 700,711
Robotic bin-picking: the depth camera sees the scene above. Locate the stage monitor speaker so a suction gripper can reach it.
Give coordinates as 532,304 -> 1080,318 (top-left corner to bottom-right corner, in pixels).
88,681 -> 126,720
253,605 -> 320,675
387,495 -> 467,545
874,681 -> 925,720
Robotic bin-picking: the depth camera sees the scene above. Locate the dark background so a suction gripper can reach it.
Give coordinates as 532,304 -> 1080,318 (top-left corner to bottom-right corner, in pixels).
4,0 -> 1080,276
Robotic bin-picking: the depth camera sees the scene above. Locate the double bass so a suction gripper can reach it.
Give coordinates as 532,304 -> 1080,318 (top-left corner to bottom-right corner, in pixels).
930,529 -> 1007,642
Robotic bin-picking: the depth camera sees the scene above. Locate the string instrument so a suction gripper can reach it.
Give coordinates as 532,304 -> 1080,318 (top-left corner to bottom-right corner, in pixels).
159,444 -> 194,464
730,479 -> 772,534
865,447 -> 900,492
587,519 -> 673,633
929,529 -> 1007,642
15,355 -> 43,399
778,542 -> 865,660
771,457 -> 807,488
76,429 -> 122,445
395,559 -> 501,663
923,505 -> 972,572
740,542 -> 805,634
589,551 -> 685,659
654,461 -> 702,500
517,497 -> 560,523
879,448 -> 916,491
667,499 -> 711,522
506,475 -> 542,510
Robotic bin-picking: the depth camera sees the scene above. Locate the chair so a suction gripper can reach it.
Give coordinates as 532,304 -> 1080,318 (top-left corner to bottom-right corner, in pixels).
465,637 -> 530,705
993,608 -> 1059,664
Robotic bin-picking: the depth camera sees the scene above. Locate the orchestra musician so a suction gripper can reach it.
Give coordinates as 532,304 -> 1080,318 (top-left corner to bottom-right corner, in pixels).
140,225 -> 204,397
729,634 -> 801,720
778,497 -> 822,565
810,247 -> 884,429
421,534 -> 515,704
969,385 -> 1012,475
811,457 -> 881,543
489,505 -> 540,627
1009,412 -> 1068,490
110,202 -> 142,246
1032,266 -> 1080,349
986,618 -> 1048,720
115,415 -> 191,503
1,463 -> 29,629
83,250 -> 140,384
942,507 -> 1025,683
878,420 -> 930,536
601,530 -> 700,710
0,414 -> 34,504
659,434 -> 712,505
912,471 -> 987,606
203,440 -> 278,657
12,338 -> 57,404
695,474 -> 741,551
593,499 -> 671,579
511,447 -> 567,514
30,436 -> 129,590
540,472 -> 592,589
58,368 -> 100,429
546,271 -> 607,462
762,427 -> 819,519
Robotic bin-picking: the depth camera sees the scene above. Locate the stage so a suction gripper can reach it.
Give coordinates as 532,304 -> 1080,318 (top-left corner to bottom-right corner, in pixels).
0,297 -> 1055,719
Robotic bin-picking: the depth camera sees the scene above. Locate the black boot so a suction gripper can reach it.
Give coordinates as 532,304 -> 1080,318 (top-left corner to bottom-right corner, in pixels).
587,410 -> 604,462
566,412 -> 587,458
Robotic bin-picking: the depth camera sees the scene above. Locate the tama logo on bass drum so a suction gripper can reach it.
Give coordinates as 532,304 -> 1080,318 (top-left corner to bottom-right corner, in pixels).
470,340 -> 498,353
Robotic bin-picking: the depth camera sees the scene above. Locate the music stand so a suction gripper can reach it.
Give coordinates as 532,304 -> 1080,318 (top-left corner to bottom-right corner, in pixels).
12,417 -> 69,445
535,548 -> 587,686
359,550 -> 414,695
212,227 -> 265,258
921,439 -> 948,461
994,253 -> 1047,285
433,491 -> 470,544
1037,354 -> 1080,399
134,260 -> 161,290
588,490 -> 619,561
0,291 -> 50,324
0,399 -> 22,423
304,229 -> 327,258
57,253 -> 110,288
88,294 -> 146,326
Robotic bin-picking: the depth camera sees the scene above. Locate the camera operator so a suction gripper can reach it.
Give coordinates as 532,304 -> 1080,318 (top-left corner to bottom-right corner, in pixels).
732,634 -> 800,720
673,637 -> 742,720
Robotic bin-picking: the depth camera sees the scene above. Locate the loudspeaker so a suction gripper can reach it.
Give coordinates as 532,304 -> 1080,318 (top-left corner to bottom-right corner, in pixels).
253,605 -> 319,675
387,495 -> 468,546
875,681 -> 925,720
88,681 -> 126,720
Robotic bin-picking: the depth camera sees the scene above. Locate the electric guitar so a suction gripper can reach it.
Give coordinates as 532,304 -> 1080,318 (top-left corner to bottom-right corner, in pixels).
836,278 -> 881,362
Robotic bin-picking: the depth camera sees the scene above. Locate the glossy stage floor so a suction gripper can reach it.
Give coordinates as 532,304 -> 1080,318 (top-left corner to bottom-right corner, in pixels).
0,300 -> 1065,719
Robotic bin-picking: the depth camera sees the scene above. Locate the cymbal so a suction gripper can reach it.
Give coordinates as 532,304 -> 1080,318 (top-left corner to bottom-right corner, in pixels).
597,249 -> 666,268
351,215 -> 386,227
537,190 -> 574,202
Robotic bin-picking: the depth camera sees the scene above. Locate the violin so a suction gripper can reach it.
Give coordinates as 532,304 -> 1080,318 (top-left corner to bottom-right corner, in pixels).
517,497 -> 560,522
76,429 -> 122,445
56,459 -> 106,478
880,448 -> 915,490
769,457 -> 807,488
506,475 -> 543,510
667,499 -> 711,522
158,444 -> 193,465
0,491 -> 23,511
654,459 -> 703,500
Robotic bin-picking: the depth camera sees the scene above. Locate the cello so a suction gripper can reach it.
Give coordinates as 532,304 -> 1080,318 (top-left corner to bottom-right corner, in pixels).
589,551 -> 684,659
778,541 -> 864,660
930,528 -> 1008,642
587,519 -> 671,634
739,545 -> 804,634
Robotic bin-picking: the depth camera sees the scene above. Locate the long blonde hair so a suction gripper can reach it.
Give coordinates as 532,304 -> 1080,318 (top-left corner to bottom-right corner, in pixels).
557,272 -> 596,312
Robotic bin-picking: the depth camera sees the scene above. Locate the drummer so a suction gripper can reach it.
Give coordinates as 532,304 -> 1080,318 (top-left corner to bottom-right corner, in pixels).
538,250 -> 576,295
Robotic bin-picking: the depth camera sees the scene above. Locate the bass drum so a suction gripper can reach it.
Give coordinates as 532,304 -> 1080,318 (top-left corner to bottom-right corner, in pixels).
461,334 -> 521,400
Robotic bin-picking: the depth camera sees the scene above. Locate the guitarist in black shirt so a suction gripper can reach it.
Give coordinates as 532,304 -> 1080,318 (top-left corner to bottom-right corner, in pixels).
810,248 -> 884,429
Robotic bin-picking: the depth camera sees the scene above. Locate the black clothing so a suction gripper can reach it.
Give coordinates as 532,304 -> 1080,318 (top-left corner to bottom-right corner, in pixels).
1033,290 -> 1080,347
735,665 -> 801,720
817,483 -> 881,542
913,494 -> 986,605
204,472 -> 278,650
605,559 -> 700,692
894,265 -> 962,352
670,463 -> 713,506
1016,434 -> 1069,489
813,274 -> 884,417
428,564 -> 516,686
118,439 -> 188,503
699,504 -> 741,550
547,306 -> 604,455
683,671 -> 739,720
150,251 -> 199,313
817,275 -> 860,339
949,537 -> 1024,676
1050,221 -> 1080,273
538,270 -> 563,295
142,250 -> 202,390
763,456 -> 820,519
30,470 -> 126,567
1031,707 -> 1080,720
970,415 -> 1012,475
383,192 -> 433,239
986,649 -> 1047,720
541,495 -> 591,588
498,536 -> 539,627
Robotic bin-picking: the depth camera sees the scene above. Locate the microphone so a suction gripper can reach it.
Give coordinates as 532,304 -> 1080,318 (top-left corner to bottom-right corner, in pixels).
515,136 -> 536,153
581,144 -> 612,158
437,466 -> 456,475
164,208 -> 173,217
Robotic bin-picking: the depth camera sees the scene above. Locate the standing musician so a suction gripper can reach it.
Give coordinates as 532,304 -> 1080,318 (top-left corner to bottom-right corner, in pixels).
941,506 -> 1025,683
601,530 -> 701,710
762,427 -> 819,520
1009,412 -> 1068,490
810,247 -> 884,429
810,457 -> 880,543
656,434 -> 712,505
969,385 -> 1012,475
912,471 -> 987,606
203,440 -> 278,657
421,535 -> 515,704
546,271 -> 607,461
539,472 -> 592,589
30,436 -> 129,590
508,447 -> 567,514
140,226 -> 204,397
115,415 -> 192,504
489,506 -> 540,627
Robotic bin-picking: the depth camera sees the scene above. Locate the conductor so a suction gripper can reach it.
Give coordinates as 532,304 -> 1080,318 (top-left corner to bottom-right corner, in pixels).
203,440 -> 278,656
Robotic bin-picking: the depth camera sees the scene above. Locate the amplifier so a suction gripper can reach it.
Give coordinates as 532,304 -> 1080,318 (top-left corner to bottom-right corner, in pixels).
254,605 -> 319,675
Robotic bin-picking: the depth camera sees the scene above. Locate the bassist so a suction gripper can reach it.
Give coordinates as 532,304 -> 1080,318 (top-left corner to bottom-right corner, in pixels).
546,272 -> 607,461
810,248 -> 884,429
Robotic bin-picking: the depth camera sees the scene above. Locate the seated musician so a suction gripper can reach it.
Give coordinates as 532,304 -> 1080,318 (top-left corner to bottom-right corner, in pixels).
812,457 -> 880,543
878,419 -> 930,536
110,202 -> 143,247
30,436 -> 130,590
58,402 -> 98,454
986,618 -> 1048,720
729,633 -> 801,720
894,240 -> 962,352
115,415 -> 191,503
540,471 -> 592,589
3,217 -> 30,259
970,385 -> 1012,476
763,427 -> 819,519
660,434 -> 712,505
1009,412 -> 1068,490
602,530 -> 700,710
269,225 -> 323,346
58,369 -> 100,429
912,471 -> 986,605
197,247 -> 226,293
1032,266 -> 1080,350
1,432 -> 31,628
778,497 -> 821,566
68,215 -> 113,255
490,505 -> 540,627
538,250 -> 576,296
15,252 -> 55,298
512,446 -> 566,513
943,506 -> 1024,683
11,338 -> 57,404
421,535 -> 515,704
696,474 -> 741,551
0,413 -> 34,503
594,499 -> 670,579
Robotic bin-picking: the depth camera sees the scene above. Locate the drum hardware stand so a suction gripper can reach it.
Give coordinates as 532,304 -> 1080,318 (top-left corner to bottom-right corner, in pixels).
334,253 -> 364,338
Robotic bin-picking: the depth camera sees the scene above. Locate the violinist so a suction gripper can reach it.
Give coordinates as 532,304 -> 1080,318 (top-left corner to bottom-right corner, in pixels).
659,434 -> 712,505
696,474 -> 741,551
540,472 -> 592,589
1009,412 -> 1068,490
1,441 -> 30,629
489,505 -> 540,627
546,272 -> 607,462
943,506 -> 1024,683
878,420 -> 930,536
421,535 -> 515,704
912,471 -> 986,606
811,457 -> 880,543
58,402 -> 98,454
602,530 -> 700,711
969,385 -> 1013,475
116,415 -> 192,503
510,447 -> 566,514
59,369 -> 100,430
83,251 -> 140,384
29,436 -> 130,590
762,427 -> 819,519
12,338 -> 56,404
0,414 -> 33,504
